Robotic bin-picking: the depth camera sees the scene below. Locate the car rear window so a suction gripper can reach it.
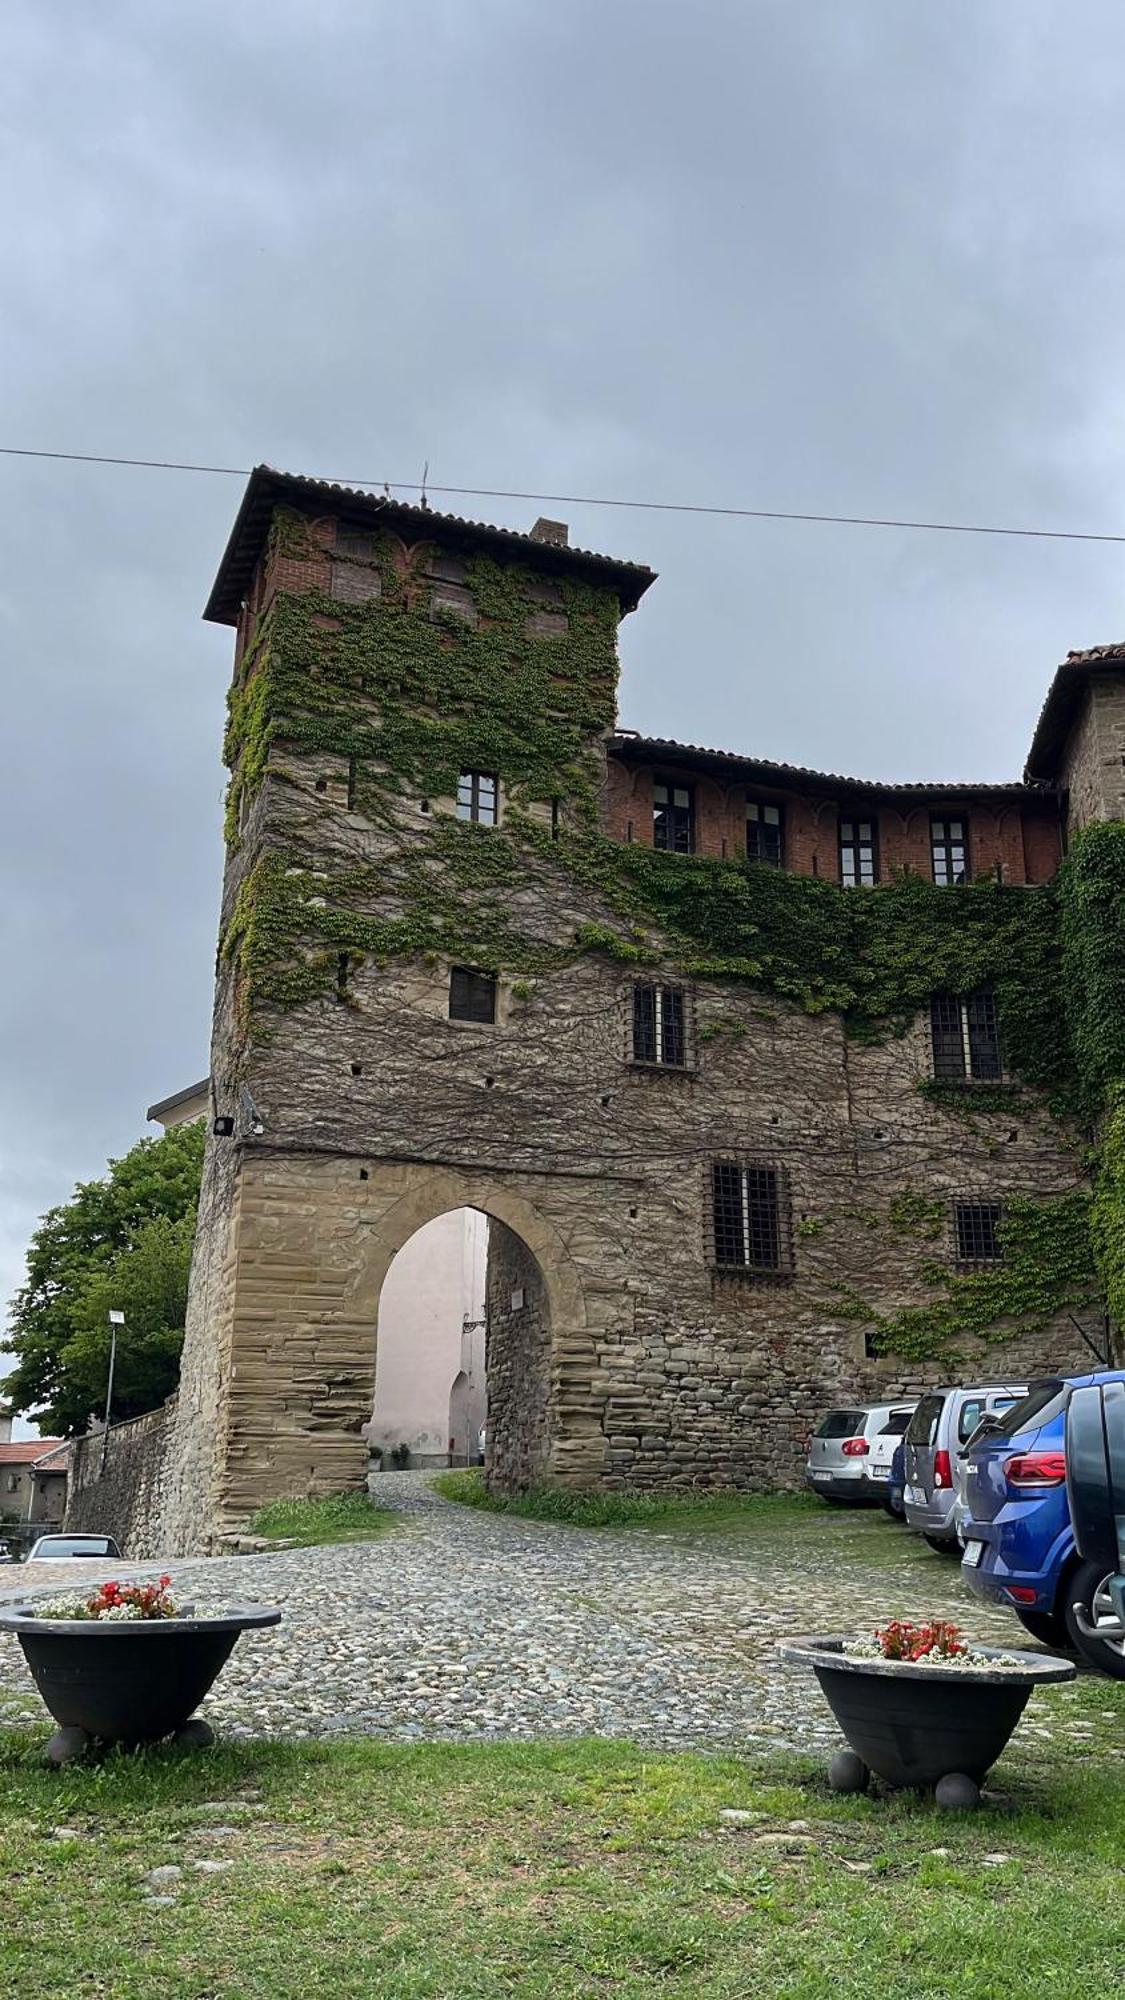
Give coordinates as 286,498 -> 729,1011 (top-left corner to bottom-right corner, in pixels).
877,1409 -> 915,1437
815,1410 -> 865,1439
982,1379 -> 1068,1442
906,1394 -> 945,1446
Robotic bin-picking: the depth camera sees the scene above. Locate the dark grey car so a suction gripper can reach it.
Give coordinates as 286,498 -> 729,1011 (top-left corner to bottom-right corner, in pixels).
903,1385 -> 1026,1551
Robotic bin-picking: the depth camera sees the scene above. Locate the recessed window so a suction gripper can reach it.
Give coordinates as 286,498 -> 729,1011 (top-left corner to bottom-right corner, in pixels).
653,781 -> 694,853
631,982 -> 687,1068
839,815 -> 878,887
955,1201 -> 1004,1263
930,991 -> 1002,1081
330,563 -> 381,605
456,772 -> 498,826
336,525 -> 377,560
431,581 -> 478,626
746,800 -> 784,868
711,1160 -> 792,1277
449,966 -> 497,1023
931,815 -> 968,886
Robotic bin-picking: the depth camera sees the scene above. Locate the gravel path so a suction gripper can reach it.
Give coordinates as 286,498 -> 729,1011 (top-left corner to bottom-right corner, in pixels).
0,1474 -> 1098,1754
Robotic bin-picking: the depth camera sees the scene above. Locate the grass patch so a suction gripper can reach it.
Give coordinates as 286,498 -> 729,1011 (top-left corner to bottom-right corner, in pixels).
433,1467 -> 819,1530
1,1707 -> 1123,1998
245,1491 -> 395,1549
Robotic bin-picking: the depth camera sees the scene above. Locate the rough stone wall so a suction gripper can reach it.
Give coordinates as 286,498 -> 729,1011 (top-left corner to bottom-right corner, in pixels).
486,1220 -> 552,1491
66,1402 -> 174,1559
1061,675 -> 1125,830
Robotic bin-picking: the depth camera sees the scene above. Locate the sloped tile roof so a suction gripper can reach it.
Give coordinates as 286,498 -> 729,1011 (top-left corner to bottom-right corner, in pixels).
609,733 -> 1053,801
1024,642 -> 1125,782
205,466 -> 656,624
0,1439 -> 68,1467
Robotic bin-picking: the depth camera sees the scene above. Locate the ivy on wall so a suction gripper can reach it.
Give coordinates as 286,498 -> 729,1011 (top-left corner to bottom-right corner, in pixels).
219,507 -> 1125,1363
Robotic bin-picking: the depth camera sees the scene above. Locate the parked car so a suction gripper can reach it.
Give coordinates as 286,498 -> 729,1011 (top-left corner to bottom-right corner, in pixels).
958,1369 -> 1125,1676
805,1405 -> 915,1504
27,1533 -> 122,1561
903,1384 -> 1026,1552
885,1439 -> 907,1519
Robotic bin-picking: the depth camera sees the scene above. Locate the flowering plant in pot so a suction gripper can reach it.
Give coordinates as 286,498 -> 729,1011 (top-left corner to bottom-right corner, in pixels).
779,1614 -> 1075,1808
0,1577 -> 281,1764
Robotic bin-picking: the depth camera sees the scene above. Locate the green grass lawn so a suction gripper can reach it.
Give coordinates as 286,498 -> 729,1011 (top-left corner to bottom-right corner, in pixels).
245,1491 -> 396,1549
433,1467 -> 820,1531
3,1698 -> 1124,1999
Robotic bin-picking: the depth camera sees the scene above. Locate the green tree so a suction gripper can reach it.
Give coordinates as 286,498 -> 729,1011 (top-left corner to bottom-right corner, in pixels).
3,1123 -> 204,1434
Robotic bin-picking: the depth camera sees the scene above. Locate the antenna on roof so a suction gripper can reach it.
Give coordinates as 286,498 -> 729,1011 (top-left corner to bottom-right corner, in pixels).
419,459 -> 430,511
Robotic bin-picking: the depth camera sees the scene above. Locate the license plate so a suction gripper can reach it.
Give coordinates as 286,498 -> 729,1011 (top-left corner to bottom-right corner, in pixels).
869,1465 -> 889,1479
962,1540 -> 984,1567
811,1470 -> 832,1481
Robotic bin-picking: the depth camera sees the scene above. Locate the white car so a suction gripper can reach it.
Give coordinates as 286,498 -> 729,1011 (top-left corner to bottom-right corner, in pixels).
27,1533 -> 122,1561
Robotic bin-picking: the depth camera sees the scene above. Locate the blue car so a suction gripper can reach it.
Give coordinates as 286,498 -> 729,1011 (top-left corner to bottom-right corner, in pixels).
885,1440 -> 906,1519
958,1369 -> 1125,1677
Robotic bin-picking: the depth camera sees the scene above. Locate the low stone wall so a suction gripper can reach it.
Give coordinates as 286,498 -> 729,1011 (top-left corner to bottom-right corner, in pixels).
65,1399 -> 176,1560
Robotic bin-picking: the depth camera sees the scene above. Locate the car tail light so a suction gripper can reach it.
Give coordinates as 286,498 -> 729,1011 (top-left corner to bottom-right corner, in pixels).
841,1437 -> 869,1457
1005,1586 -> 1039,1604
933,1449 -> 953,1489
1004,1451 -> 1067,1488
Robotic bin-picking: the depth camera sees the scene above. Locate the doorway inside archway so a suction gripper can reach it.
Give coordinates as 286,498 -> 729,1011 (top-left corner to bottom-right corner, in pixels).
368,1206 -> 553,1488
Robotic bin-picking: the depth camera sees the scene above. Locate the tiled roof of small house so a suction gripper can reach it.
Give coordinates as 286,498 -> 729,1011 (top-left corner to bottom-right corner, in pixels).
1024,642 -> 1125,783
204,466 -> 657,624
0,1439 -> 68,1467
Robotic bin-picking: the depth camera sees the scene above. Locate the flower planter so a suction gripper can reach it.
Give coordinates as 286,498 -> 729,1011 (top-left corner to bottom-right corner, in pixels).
0,1603 -> 281,1762
779,1635 -> 1075,1804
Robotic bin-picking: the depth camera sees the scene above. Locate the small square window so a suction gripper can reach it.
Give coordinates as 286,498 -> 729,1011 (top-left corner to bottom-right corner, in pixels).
955,1201 -> 1004,1262
932,815 -> 968,886
631,982 -> 687,1067
653,781 -> 694,853
449,967 -> 497,1023
746,800 -> 784,868
456,773 -> 498,826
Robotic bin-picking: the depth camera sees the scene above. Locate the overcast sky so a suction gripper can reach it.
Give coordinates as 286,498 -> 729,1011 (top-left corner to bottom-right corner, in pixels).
4,1 -> 1125,1417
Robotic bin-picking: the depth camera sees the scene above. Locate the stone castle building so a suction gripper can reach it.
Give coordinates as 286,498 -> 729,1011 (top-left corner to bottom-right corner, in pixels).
68,465 -> 1125,1554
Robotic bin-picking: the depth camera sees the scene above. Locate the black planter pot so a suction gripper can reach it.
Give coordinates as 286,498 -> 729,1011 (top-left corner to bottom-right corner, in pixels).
779,1635 -> 1075,1799
0,1604 -> 281,1758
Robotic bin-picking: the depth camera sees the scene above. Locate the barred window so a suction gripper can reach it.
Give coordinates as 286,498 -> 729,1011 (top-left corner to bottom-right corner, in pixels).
931,815 -> 968,885
746,800 -> 784,868
631,982 -> 687,1067
930,991 -> 1002,1081
711,1161 -> 791,1275
955,1201 -> 1004,1263
456,772 -> 498,825
653,781 -> 694,853
839,816 -> 878,887
449,967 -> 497,1023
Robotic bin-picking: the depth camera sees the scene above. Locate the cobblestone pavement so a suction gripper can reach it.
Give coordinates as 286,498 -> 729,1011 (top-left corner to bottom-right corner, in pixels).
0,1475 -> 1104,1754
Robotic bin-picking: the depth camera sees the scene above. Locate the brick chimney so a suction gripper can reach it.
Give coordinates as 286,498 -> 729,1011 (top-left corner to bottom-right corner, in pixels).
529,517 -> 568,547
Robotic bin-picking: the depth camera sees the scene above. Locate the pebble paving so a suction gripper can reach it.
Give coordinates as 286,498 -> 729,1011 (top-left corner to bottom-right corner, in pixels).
0,1474 -> 1104,1753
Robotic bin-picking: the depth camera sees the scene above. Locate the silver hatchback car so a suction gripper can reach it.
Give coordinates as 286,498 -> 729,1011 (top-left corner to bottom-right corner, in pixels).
806,1404 -> 916,1504
903,1384 -> 1026,1552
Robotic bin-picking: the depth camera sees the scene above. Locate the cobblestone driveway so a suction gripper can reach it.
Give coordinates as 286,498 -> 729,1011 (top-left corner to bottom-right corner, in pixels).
0,1475 -> 1085,1754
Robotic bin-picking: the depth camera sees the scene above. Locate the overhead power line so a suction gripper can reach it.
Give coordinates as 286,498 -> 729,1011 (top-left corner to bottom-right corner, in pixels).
1,442 -> 1124,545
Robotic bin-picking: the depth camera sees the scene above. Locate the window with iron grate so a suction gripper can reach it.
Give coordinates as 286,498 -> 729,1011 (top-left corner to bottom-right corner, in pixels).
631,982 -> 687,1068
955,1201 -> 1004,1263
456,772 -> 498,826
746,800 -> 784,868
710,1161 -> 792,1277
930,991 -> 1002,1081
449,967 -> 497,1023
653,781 -> 694,853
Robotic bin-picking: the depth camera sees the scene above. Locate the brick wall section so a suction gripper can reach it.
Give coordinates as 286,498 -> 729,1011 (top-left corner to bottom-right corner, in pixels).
605,760 -> 1061,884
485,1221 -> 552,1491
66,1402 -> 173,1560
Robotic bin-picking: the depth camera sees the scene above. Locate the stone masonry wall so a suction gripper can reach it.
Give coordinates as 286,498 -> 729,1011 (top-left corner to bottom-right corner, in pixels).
66,1401 -> 174,1560
486,1220 -> 552,1491
1061,675 -> 1125,830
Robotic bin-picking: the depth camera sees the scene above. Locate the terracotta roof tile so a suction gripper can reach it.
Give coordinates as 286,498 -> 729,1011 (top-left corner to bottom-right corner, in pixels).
609,733 -> 1053,801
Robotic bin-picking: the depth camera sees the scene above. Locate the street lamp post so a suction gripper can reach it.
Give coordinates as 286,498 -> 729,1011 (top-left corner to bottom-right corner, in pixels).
100,1311 -> 125,1473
